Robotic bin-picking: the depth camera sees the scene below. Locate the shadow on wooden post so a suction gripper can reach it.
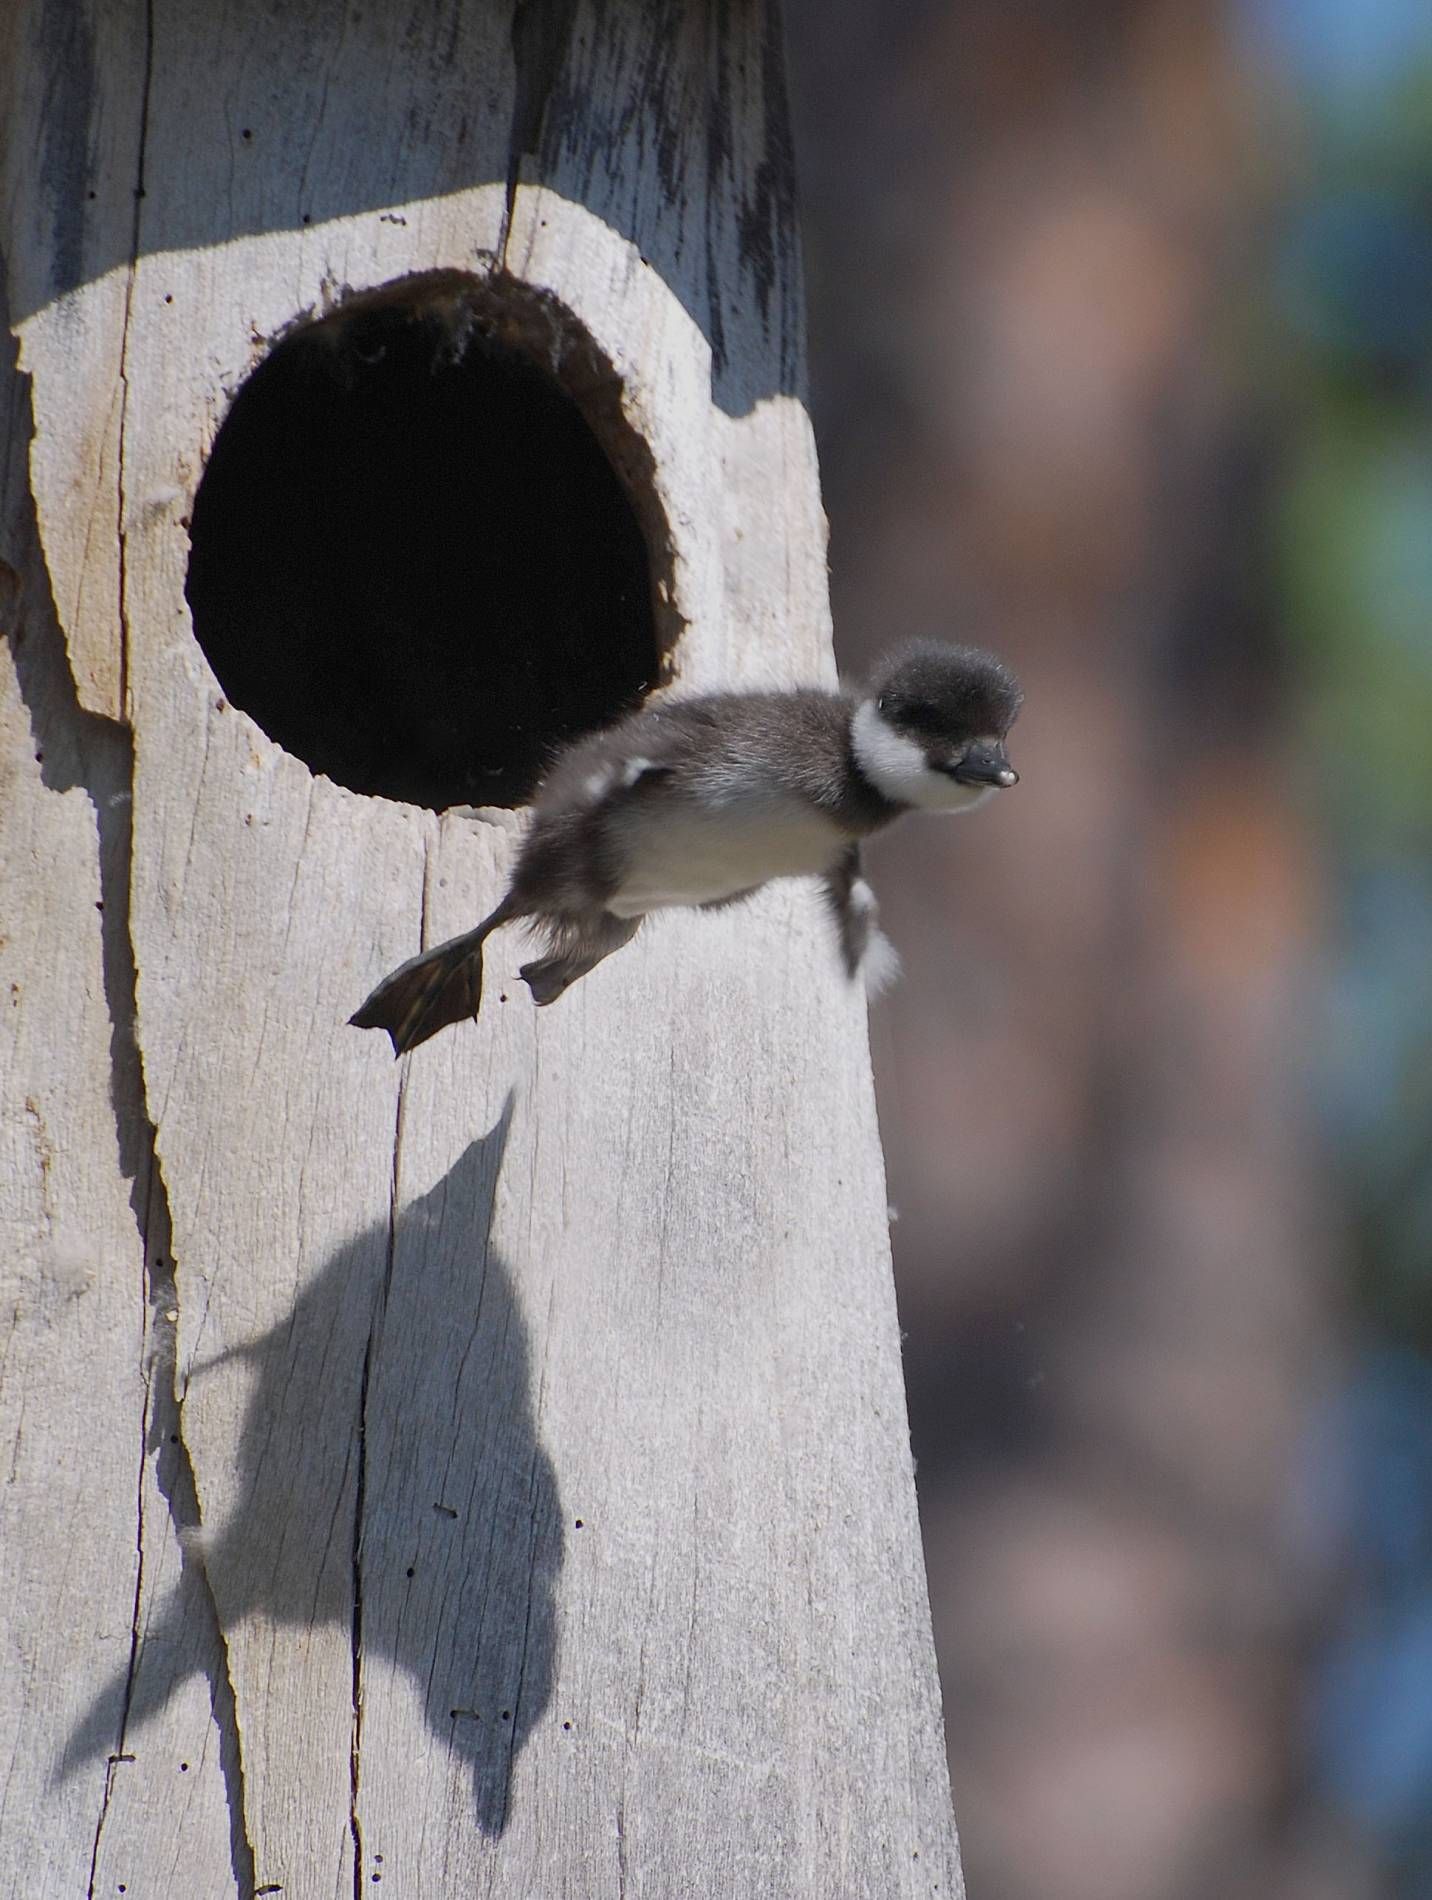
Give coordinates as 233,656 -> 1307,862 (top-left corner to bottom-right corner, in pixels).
65,1098 -> 560,1840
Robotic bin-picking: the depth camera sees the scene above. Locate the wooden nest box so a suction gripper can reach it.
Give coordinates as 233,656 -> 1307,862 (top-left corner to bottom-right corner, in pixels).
1,3 -> 961,1893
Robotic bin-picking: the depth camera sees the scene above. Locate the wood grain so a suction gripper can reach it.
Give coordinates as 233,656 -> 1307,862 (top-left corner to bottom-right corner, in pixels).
1,304 -> 236,1895
2,2 -> 962,1892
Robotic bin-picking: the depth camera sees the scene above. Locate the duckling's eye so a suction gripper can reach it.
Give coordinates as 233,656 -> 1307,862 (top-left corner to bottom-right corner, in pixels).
902,700 -> 944,735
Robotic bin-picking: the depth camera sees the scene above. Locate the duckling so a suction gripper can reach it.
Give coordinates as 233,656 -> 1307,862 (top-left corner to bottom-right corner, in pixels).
351,640 -> 1022,1054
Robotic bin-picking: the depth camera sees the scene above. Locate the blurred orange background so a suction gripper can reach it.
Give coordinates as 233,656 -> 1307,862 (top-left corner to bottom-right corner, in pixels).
784,4 -> 1432,1895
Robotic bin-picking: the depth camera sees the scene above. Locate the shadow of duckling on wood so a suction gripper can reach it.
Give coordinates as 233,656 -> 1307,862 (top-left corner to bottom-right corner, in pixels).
351,640 -> 1023,1055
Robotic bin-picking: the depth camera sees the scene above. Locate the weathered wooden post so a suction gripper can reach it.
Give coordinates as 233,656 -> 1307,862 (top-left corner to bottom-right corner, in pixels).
2,4 -> 962,1893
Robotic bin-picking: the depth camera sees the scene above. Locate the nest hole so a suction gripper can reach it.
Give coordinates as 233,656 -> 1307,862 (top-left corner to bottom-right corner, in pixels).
185,272 -> 671,808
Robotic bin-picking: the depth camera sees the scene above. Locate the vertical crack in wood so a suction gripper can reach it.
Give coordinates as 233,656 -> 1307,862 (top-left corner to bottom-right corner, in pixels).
502,0 -> 578,262
78,714 -> 150,1897
608,1549 -> 657,1890
494,1447 -> 551,1837
4,164 -> 256,1887
36,541 -> 257,1900
144,1167 -> 258,1900
177,1464 -> 258,1900
350,972 -> 411,1894
348,1332 -> 371,1898
112,0 -> 154,720
0,531 -> 191,1899
83,1166 -> 167,1897
78,10 -> 264,1890
615,1793 -> 628,1899
63,584 -> 257,1900
4,306 -> 153,1885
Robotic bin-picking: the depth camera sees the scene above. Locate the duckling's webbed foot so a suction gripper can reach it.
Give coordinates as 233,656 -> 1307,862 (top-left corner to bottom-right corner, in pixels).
350,926 -> 488,1055
822,843 -> 900,992
520,912 -> 642,1006
350,897 -> 519,1055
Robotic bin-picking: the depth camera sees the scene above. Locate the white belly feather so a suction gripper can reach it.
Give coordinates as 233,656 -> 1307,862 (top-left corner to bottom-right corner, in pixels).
607,792 -> 842,916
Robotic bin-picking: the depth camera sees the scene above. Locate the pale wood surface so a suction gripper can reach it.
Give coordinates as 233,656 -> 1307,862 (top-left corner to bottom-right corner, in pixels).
1,307 -> 236,1895
2,2 -> 961,1893
0,400 -> 142,1897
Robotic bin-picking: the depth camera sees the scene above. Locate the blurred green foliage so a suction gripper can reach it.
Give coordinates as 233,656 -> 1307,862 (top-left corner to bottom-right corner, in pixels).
1262,27 -> 1432,1884
1267,48 -> 1432,1345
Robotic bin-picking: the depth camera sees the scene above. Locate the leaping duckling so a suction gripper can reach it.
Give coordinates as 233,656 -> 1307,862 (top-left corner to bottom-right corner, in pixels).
351,641 -> 1023,1055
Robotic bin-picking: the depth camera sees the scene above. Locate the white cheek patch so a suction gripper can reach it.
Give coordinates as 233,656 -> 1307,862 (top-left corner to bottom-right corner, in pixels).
851,700 -> 990,813
851,698 -> 929,804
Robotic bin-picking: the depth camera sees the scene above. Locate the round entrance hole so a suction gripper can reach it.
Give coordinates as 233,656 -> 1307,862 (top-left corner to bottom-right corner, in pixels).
185,273 -> 671,809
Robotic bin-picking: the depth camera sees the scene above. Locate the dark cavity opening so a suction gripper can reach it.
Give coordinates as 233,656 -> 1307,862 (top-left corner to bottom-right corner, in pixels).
185,272 -> 673,808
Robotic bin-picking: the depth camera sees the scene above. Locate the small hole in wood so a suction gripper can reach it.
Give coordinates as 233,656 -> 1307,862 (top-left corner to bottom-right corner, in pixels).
185,270 -> 675,809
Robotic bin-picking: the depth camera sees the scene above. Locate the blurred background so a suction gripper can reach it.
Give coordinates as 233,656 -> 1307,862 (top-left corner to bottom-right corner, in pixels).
782,3 -> 1432,1895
